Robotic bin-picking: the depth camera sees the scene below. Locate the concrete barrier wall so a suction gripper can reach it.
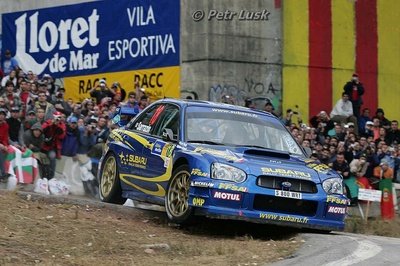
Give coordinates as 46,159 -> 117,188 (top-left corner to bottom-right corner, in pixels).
181,0 -> 282,111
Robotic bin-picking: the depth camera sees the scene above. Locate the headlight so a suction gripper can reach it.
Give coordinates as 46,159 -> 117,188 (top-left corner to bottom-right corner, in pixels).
211,163 -> 247,183
322,177 -> 344,194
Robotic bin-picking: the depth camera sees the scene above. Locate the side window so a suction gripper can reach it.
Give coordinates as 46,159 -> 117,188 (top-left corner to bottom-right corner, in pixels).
153,105 -> 180,138
129,104 -> 164,134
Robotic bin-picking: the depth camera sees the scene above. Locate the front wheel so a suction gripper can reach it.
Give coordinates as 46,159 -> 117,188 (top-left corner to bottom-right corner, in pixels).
165,165 -> 193,224
99,153 -> 125,204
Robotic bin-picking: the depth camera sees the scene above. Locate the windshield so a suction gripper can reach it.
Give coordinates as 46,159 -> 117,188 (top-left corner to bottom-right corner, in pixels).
185,106 -> 304,155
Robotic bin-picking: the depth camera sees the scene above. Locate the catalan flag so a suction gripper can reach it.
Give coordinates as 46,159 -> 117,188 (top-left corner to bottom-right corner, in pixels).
283,0 -> 400,121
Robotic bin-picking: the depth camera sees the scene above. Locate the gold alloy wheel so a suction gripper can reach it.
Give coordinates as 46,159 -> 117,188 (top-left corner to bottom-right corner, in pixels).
167,170 -> 190,217
101,155 -> 117,198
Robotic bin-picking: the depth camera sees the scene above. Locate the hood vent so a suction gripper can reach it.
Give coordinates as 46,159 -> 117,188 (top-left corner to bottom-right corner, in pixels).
243,149 -> 290,160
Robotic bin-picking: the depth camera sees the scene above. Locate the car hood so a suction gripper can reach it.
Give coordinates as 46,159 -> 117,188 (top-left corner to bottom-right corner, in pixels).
188,144 -> 337,183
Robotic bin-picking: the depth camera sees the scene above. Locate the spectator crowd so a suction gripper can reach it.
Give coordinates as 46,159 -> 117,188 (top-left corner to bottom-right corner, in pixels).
0,50 -> 151,196
265,73 -> 400,206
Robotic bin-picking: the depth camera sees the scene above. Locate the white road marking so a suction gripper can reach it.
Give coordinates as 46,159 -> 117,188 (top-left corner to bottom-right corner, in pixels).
325,237 -> 382,266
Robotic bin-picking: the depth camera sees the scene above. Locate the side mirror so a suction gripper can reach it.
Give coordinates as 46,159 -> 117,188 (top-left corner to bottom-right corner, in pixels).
162,128 -> 177,142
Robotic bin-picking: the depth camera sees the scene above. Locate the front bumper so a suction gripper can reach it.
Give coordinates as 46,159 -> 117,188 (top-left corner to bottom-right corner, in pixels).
189,179 -> 348,231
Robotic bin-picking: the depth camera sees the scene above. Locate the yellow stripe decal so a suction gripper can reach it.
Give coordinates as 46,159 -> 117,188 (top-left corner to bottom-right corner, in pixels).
120,175 -> 166,197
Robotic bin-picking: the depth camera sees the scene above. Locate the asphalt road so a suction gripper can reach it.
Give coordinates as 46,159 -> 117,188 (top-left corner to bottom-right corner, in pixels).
270,232 -> 400,266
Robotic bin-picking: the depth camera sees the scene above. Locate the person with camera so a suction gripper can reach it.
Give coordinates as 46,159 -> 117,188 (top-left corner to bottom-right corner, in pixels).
41,111 -> 66,179
50,87 -> 72,117
77,120 -> 99,197
281,108 -> 297,127
111,81 -> 126,102
89,79 -> 116,105
310,110 -> 335,139
343,73 -> 364,118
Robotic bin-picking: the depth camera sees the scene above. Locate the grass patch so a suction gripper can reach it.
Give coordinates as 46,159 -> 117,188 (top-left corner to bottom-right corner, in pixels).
345,216 -> 400,238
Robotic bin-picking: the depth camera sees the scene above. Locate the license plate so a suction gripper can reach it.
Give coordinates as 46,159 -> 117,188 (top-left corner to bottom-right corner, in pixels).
275,190 -> 302,199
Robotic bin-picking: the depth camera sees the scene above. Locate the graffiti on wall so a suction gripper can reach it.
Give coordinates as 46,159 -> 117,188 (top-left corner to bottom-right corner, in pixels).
208,75 -> 281,113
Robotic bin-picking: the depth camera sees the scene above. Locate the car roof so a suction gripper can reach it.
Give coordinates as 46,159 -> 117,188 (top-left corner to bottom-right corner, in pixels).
156,98 -> 275,118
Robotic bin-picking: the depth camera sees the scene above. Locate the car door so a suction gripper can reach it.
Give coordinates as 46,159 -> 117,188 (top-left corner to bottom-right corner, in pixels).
115,104 -> 163,198
119,103 -> 179,200
141,104 -> 180,180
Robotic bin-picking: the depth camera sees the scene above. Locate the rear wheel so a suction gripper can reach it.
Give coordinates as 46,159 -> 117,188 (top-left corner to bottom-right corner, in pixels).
165,165 -> 193,224
99,153 -> 125,204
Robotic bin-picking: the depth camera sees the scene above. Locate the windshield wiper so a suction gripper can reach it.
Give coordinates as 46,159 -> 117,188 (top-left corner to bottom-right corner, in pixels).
234,144 -> 268,149
187,140 -> 223,145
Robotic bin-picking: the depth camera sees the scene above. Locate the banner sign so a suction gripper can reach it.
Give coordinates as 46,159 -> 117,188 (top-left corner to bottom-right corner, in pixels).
63,65 -> 180,102
358,188 -> 382,202
1,0 -> 180,78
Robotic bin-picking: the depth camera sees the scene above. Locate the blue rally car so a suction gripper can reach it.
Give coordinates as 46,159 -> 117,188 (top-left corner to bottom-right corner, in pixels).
99,99 -> 349,231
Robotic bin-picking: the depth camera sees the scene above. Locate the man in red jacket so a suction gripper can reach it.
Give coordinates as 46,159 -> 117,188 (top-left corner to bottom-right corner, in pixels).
0,108 -> 9,179
41,111 -> 66,179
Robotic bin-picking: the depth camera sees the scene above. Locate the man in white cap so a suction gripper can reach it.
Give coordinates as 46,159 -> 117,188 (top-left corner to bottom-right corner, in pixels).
361,120 -> 374,138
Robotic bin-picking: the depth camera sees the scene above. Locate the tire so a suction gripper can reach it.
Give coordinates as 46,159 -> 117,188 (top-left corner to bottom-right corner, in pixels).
165,165 -> 193,224
99,153 -> 125,204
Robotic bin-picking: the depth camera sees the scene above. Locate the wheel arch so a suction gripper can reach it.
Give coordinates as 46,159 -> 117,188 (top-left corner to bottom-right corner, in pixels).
102,150 -> 122,169
172,157 -> 190,175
